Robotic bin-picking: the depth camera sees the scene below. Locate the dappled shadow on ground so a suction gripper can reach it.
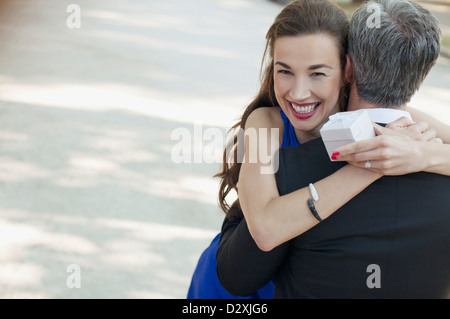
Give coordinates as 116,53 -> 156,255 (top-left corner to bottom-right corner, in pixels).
0,99 -> 228,298
0,0 -> 280,298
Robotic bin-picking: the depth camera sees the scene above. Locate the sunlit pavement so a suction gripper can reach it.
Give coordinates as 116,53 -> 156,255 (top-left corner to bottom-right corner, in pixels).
0,0 -> 448,298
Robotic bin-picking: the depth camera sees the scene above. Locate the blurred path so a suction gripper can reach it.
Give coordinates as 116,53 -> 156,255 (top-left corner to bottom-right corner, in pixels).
0,0 -> 282,299
0,0 -> 448,298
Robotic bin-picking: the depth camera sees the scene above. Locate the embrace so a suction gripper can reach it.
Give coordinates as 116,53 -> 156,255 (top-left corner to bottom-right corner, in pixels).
189,0 -> 450,299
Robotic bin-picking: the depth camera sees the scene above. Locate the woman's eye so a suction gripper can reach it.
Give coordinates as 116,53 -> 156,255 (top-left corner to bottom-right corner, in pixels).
278,70 -> 292,75
312,72 -> 326,77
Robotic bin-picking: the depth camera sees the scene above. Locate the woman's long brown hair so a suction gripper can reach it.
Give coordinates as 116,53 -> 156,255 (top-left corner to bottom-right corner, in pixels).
215,0 -> 350,220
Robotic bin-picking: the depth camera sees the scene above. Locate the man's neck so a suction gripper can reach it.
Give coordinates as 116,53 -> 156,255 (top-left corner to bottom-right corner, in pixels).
347,83 -> 406,111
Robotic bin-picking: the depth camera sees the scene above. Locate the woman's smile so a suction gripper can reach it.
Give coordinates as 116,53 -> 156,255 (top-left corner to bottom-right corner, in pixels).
273,34 -> 343,142
288,101 -> 321,119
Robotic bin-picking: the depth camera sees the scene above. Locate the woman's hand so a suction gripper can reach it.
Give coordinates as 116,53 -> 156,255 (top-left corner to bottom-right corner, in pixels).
384,116 -> 442,143
331,117 -> 443,175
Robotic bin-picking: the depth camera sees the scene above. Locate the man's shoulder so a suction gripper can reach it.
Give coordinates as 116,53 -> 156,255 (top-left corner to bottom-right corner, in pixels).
279,137 -> 337,167
276,138 -> 345,194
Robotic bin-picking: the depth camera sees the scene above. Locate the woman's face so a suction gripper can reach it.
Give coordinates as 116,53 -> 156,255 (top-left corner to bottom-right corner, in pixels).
273,34 -> 343,143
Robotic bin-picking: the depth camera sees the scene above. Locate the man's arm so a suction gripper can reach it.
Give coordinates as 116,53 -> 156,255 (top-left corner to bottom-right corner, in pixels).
216,212 -> 289,297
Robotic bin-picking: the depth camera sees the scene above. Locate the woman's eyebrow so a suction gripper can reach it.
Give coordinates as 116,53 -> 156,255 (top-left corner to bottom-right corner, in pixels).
275,61 -> 333,70
274,61 -> 291,69
309,64 -> 333,70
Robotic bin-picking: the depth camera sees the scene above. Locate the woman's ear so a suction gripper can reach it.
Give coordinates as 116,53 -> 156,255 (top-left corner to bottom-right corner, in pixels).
344,54 -> 354,84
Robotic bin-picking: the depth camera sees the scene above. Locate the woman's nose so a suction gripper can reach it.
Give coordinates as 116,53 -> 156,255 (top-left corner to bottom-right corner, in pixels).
290,78 -> 312,101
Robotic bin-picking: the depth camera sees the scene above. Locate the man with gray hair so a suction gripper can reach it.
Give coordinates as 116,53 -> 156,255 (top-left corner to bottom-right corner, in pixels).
216,0 -> 450,298
336,0 -> 448,170
347,0 -> 441,109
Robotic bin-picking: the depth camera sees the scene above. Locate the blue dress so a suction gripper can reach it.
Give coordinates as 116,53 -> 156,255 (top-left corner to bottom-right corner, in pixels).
187,109 -> 299,299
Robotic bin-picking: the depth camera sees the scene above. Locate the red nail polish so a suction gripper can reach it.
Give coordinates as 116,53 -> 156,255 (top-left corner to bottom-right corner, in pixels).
331,152 -> 339,160
332,151 -> 340,157
331,155 -> 337,160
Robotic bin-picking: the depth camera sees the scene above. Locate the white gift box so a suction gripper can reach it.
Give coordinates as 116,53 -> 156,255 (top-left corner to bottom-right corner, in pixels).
320,110 -> 376,161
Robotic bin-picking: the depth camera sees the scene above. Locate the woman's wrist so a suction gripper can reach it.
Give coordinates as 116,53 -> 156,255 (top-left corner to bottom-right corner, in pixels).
421,142 -> 450,175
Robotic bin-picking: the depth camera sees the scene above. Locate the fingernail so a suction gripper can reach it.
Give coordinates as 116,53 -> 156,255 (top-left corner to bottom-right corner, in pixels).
331,152 -> 339,161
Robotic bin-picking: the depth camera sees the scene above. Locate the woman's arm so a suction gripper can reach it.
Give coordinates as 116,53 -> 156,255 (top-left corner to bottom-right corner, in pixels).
332,112 -> 450,176
407,107 -> 450,175
407,106 -> 450,143
239,108 -> 382,252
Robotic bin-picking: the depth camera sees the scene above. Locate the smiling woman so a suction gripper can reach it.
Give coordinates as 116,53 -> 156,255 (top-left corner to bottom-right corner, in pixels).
215,0 -> 350,219
187,0 -> 354,299
273,34 -> 343,143
213,0 -> 450,300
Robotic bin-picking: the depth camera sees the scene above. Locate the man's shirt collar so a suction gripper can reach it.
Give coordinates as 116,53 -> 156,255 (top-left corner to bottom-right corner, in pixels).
365,108 -> 412,125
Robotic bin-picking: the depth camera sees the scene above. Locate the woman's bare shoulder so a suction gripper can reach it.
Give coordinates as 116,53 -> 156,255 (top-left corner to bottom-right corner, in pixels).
246,106 -> 283,130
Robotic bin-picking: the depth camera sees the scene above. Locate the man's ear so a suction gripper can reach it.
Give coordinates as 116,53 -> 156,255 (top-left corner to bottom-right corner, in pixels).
344,54 -> 354,84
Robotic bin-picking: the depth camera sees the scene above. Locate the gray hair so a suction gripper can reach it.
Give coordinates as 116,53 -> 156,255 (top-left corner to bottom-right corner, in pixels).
348,0 -> 441,108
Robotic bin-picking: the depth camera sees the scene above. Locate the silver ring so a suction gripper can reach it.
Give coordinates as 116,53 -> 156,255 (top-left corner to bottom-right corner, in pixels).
365,160 -> 372,169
